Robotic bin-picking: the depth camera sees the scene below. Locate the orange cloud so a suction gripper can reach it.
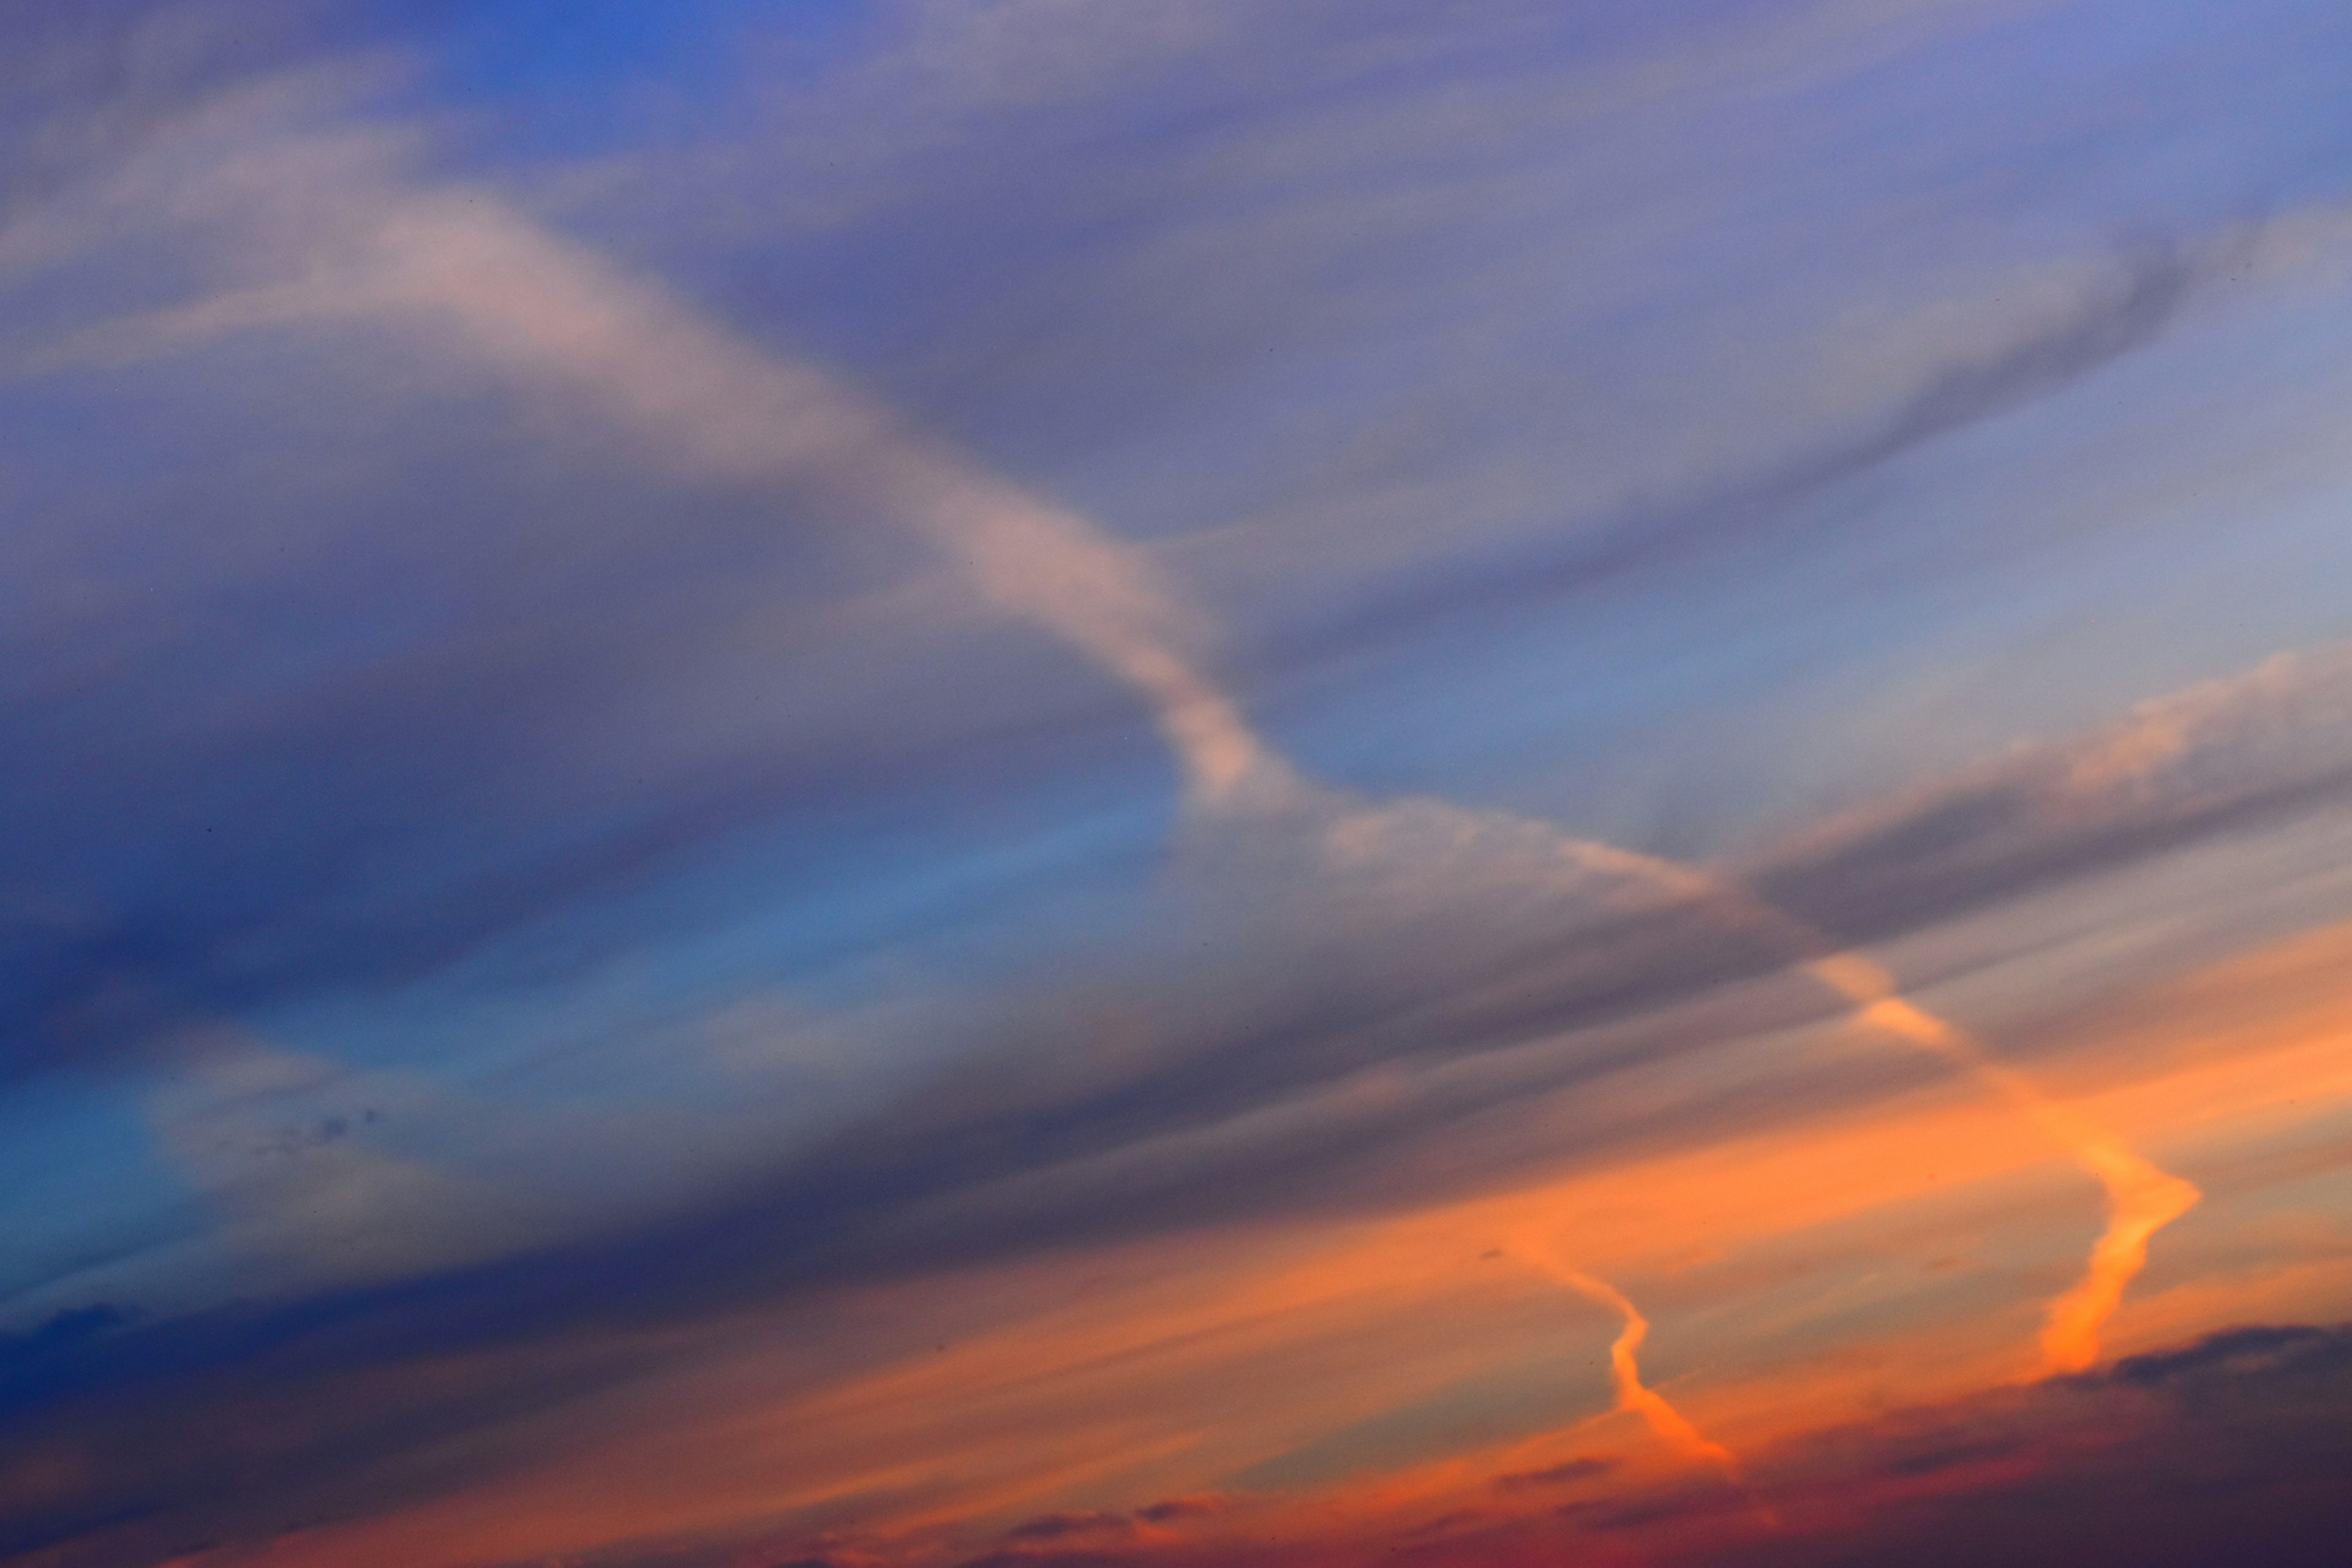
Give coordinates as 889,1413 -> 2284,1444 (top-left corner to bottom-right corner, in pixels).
1804,952 -> 2201,1373
145,918 -> 2352,1568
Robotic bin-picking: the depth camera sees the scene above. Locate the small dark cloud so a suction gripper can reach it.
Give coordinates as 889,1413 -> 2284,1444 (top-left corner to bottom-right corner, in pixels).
1411,1509 -> 1503,1542
7,1302 -> 130,1346
2108,1323 -> 2339,1388
1005,1512 -> 1133,1542
1558,1480 -> 1750,1533
0,1303 -> 134,1380
1879,1436 -> 2026,1479
1491,1455 -> 1616,1493
1133,1494 -> 1232,1524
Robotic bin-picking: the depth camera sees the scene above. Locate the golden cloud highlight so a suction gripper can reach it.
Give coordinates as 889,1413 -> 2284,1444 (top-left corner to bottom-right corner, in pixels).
1497,1208 -> 1736,1471
1803,952 -> 2201,1374
1551,1262 -> 1738,1472
1493,841 -> 2204,1377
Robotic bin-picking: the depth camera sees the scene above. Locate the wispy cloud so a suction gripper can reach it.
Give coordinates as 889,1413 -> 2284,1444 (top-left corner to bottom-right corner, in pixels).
8,4 -> 2352,1566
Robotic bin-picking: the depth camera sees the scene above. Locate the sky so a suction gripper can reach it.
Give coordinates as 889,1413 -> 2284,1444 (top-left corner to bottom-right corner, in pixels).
6,2 -> 2352,1565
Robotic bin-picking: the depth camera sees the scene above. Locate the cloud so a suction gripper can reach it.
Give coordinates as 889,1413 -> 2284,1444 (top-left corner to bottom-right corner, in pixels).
9,107 -> 2342,1531
142,1036 -> 572,1289
6,9 -> 2352,1566
0,1304 -> 135,1389
18,635 -> 2336,1428
599,627 -> 2346,1316
1273,222 -> 2275,671
1002,1512 -> 1138,1543
1490,1456 -> 1615,1493
1133,1496 -> 1234,1524
1683,1321 -> 2352,1568
1749,641 -> 2352,941
791,1319 -> 2352,1567
19,101 -> 1271,801
2106,1322 -> 2342,1387
2,0 -> 2339,1114
10,890 -> 2350,1568
0,52 -> 1294,1085
0,64 -> 1844,1276
503,1316 -> 2352,1568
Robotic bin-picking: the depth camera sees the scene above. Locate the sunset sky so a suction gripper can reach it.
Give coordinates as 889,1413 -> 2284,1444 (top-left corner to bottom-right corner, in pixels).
7,4 -> 2352,1566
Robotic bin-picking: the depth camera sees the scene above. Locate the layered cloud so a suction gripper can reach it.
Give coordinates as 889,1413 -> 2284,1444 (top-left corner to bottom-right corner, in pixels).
6,4 -> 2352,1567
1751,643 -> 2352,939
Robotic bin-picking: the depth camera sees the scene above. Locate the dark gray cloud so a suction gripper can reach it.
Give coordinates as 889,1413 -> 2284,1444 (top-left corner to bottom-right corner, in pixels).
1491,1455 -> 1616,1493
1682,1321 -> 2352,1568
1003,1512 -> 1137,1543
1256,232 -> 2241,680
1746,641 -> 2352,942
